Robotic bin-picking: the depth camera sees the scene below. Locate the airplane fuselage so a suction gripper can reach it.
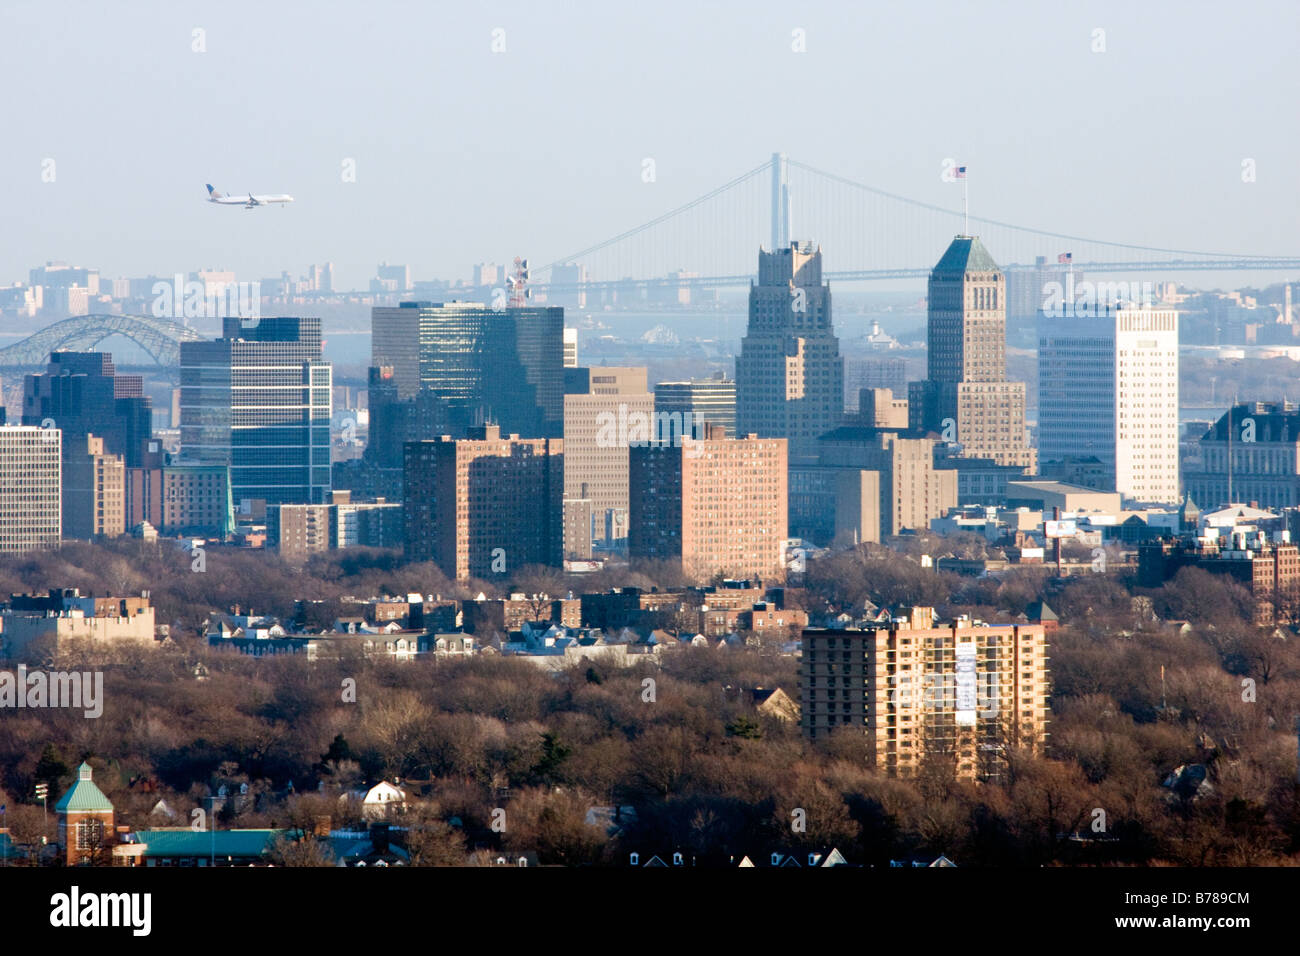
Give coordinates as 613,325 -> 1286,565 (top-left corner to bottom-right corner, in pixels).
205,185 -> 294,208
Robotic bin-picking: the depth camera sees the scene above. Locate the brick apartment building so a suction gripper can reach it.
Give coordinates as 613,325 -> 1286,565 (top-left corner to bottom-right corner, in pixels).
403,425 -> 563,580
629,427 -> 787,583
1138,531 -> 1300,624
801,608 -> 1050,781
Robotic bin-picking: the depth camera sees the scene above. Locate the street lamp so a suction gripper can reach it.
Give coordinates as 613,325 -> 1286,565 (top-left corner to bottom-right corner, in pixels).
34,784 -> 48,841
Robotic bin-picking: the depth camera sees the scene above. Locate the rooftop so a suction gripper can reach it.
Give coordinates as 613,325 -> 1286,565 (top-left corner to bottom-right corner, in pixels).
931,236 -> 1001,276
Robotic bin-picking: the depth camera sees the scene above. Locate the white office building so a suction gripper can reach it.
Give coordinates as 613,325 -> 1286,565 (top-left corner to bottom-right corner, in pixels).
1038,306 -> 1180,504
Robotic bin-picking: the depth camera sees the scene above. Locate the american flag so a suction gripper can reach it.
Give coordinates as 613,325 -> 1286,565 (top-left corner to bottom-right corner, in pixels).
1058,252 -> 1072,263
953,165 -> 967,179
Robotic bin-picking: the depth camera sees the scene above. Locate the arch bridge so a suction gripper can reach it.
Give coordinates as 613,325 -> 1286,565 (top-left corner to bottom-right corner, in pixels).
0,314 -> 203,369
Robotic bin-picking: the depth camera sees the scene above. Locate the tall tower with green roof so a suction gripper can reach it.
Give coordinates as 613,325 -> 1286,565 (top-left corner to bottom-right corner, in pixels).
909,236 -> 1035,470
55,761 -> 115,866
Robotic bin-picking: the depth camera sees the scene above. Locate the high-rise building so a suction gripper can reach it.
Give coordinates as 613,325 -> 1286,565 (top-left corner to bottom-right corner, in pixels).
563,495 -> 595,560
179,316 -> 332,506
844,357 -> 907,413
371,263 -> 411,293
63,435 -> 125,539
126,464 -> 233,536
0,425 -> 61,552
403,425 -> 563,580
22,352 -> 154,468
736,243 -> 843,465
1005,255 -> 1085,348
563,327 -> 579,368
653,374 -> 737,443
371,301 -> 563,438
267,491 -> 403,565
1038,306 -> 1180,504
800,608 -> 1050,782
308,263 -> 334,294
789,426 -> 957,546
22,351 -> 155,538
629,427 -> 787,582
563,367 -> 654,547
908,236 -> 1035,470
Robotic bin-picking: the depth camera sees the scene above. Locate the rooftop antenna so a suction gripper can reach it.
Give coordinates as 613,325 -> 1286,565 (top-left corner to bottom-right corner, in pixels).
506,257 -> 530,308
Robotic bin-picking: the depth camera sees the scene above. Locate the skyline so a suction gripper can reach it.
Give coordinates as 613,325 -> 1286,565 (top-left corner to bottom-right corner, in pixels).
2,0 -> 1297,291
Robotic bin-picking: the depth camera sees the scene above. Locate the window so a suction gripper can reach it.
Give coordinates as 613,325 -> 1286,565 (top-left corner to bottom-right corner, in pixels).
76,820 -> 103,850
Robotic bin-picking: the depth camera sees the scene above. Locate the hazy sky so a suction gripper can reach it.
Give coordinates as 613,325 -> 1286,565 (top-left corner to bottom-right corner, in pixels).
2,0 -> 1297,291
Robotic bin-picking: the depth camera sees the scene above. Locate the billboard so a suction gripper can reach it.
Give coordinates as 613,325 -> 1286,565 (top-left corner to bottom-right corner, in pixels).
955,640 -> 977,726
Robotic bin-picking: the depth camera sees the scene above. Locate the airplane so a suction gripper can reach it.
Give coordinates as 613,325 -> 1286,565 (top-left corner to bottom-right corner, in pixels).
205,184 -> 294,208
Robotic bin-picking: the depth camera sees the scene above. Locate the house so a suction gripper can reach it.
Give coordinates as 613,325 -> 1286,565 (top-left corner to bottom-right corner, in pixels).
361,781 -> 407,820
751,687 -> 800,722
326,823 -> 409,866
1024,601 -> 1060,633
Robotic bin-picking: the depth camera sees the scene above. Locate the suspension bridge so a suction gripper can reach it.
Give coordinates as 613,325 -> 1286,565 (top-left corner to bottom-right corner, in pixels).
528,153 -> 1300,297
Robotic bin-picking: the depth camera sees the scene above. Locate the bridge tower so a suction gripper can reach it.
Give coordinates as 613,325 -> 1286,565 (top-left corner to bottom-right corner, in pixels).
770,152 -> 791,250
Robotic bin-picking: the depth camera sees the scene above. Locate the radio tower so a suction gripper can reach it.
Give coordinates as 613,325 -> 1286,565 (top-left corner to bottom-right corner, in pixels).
506,257 -> 530,308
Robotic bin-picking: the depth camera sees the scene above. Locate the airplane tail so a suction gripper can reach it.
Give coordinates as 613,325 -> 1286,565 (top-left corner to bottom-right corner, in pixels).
205,184 -> 222,199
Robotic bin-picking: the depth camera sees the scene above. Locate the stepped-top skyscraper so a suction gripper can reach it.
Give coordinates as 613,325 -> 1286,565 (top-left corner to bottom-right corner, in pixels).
909,236 -> 1035,470
736,242 -> 843,465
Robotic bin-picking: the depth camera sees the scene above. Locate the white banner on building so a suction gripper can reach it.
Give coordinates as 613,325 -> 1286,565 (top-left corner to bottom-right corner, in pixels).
955,641 -> 977,726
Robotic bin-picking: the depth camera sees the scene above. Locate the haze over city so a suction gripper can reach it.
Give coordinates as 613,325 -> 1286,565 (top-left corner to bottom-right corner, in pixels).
3,0 -> 1297,289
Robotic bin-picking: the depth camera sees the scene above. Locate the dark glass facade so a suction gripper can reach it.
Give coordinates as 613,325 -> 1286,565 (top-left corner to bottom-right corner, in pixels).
179,317 -> 331,505
371,302 -> 563,439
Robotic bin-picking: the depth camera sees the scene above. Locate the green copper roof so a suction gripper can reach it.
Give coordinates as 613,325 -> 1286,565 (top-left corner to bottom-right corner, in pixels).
53,762 -> 114,813
932,236 -> 1001,275
133,829 -> 286,858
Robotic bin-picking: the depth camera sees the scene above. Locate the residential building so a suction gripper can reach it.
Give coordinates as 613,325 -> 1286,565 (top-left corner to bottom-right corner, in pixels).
462,595 -> 582,635
1,588 -> 156,658
800,608 -> 1050,781
629,427 -> 787,582
735,242 -> 843,465
0,425 -> 62,553
126,464 -> 233,537
63,434 -> 125,539
267,491 -> 403,564
856,388 -> 909,429
403,425 -> 563,579
1138,530 -> 1300,624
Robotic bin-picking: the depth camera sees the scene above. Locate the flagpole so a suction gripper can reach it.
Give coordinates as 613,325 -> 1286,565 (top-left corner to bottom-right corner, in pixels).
963,173 -> 969,236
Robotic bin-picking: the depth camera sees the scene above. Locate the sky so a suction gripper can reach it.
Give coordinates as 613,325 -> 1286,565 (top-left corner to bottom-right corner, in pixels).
2,0 -> 1297,292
